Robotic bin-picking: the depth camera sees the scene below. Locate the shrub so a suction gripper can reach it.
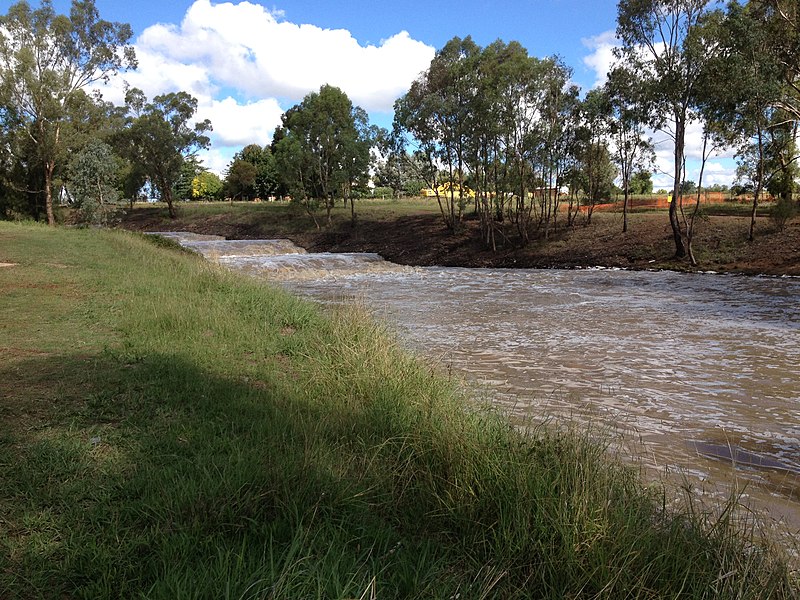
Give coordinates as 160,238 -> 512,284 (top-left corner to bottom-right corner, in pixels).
770,198 -> 798,231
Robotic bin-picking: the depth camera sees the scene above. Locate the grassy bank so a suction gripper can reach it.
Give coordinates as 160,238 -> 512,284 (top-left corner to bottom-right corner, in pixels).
1,222 -> 797,598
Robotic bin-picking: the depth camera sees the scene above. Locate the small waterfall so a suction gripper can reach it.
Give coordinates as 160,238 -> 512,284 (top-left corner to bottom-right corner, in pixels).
153,232 -> 412,280
183,239 -> 308,260
218,252 -> 412,280
147,232 -> 225,242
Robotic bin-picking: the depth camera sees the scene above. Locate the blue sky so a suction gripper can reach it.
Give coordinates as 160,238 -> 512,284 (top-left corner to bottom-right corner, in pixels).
4,0 -> 736,186
85,0 -> 620,89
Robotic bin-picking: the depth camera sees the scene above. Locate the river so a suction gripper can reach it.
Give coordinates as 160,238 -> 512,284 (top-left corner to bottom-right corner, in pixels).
160,232 -> 800,535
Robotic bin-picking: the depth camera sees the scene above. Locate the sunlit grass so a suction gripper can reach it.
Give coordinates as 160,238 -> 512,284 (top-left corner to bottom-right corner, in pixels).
0,222 -> 796,598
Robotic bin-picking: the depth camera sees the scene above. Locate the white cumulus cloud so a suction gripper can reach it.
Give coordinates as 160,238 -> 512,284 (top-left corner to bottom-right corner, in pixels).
581,30 -> 619,89
100,0 -> 435,173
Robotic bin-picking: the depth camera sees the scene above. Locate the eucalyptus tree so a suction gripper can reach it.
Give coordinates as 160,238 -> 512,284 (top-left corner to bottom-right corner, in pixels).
526,57 -> 579,239
472,39 -> 533,247
573,89 -> 616,226
67,139 -> 121,225
224,158 -> 257,200
272,85 -> 372,226
232,143 -> 279,200
393,79 -> 451,227
395,36 -> 578,246
605,66 -> 655,233
707,0 -> 799,217
121,89 -> 211,218
615,0 -> 715,259
488,44 -> 571,243
750,0 -> 800,123
763,113 -> 798,202
699,1 -> 791,240
0,0 -> 135,225
394,36 -> 481,232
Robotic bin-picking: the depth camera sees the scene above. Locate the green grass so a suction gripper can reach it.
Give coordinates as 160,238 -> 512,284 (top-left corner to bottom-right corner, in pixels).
0,222 -> 797,598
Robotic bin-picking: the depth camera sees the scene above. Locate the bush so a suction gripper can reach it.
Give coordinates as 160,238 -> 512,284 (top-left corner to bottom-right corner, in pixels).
770,198 -> 798,231
371,186 -> 395,199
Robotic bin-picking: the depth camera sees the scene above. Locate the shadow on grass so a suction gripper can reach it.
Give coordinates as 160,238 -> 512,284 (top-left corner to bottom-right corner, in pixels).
2,347 -> 797,599
0,350 -> 427,599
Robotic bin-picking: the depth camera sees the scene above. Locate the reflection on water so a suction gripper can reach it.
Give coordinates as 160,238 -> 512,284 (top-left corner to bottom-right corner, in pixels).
161,233 -> 800,530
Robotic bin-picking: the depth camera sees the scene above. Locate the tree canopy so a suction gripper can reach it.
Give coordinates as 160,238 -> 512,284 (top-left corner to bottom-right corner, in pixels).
272,85 -> 373,226
0,0 -> 136,224
119,90 -> 211,218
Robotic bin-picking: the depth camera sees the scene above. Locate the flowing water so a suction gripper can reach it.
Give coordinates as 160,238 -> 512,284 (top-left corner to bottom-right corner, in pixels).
160,233 -> 800,533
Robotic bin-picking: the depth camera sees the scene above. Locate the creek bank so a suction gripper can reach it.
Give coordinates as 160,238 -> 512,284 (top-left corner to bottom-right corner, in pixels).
121,206 -> 800,276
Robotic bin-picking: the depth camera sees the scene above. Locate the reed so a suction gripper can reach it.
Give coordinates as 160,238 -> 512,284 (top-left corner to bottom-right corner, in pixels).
0,222 -> 796,598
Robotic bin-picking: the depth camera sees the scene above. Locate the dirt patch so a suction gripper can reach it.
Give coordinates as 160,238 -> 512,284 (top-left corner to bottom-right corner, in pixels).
121,206 -> 800,276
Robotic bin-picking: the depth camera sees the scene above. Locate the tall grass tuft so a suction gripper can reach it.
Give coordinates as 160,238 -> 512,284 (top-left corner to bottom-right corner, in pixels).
0,222 -> 796,598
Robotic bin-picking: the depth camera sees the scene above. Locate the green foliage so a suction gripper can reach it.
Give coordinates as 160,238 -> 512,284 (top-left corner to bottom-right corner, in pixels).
272,85 -> 373,224
770,198 -> 798,231
67,139 -> 122,225
222,144 -> 279,201
120,89 -> 212,217
629,170 -> 653,194
0,0 -> 135,225
371,186 -> 395,198
681,180 -> 697,195
394,36 -> 577,242
174,156 -> 203,201
191,171 -> 223,200
224,158 -> 258,200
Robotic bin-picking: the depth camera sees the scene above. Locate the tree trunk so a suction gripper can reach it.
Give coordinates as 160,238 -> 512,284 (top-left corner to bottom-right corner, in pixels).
623,187 -> 629,233
349,186 -> 356,227
671,119 -> 687,258
164,188 -> 176,219
326,196 -> 332,227
44,160 -> 56,226
749,129 -> 765,242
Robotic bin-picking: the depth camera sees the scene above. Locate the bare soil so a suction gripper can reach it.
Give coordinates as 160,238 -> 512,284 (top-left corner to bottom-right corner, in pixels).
121,205 -> 800,276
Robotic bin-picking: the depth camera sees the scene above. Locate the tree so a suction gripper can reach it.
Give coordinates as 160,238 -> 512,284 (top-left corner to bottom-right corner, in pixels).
574,89 -> 618,226
763,114 -> 799,202
67,138 -> 121,225
698,1 -> 787,241
393,37 -> 482,233
605,66 -> 655,233
749,0 -> 800,123
394,37 -> 578,246
0,0 -> 135,225
616,0 -> 715,258
232,143 -> 279,199
175,156 -> 203,201
630,170 -> 654,195
224,159 -> 257,200
273,85 -> 373,226
192,171 -> 223,200
122,90 -> 211,218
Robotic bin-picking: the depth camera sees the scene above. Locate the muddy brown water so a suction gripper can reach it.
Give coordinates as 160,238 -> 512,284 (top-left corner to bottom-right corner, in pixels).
163,233 -> 800,537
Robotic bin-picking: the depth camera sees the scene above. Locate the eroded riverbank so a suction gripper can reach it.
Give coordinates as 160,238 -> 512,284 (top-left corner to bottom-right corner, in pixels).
122,204 -> 800,276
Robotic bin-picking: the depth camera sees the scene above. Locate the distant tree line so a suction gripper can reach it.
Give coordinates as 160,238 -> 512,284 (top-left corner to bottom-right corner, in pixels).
1,0 -> 797,263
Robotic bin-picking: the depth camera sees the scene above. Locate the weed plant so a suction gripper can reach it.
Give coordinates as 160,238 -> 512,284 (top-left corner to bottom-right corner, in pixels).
0,222 -> 796,598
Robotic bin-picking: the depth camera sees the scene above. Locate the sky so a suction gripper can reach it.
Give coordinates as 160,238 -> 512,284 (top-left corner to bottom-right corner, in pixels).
3,0 -> 736,187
